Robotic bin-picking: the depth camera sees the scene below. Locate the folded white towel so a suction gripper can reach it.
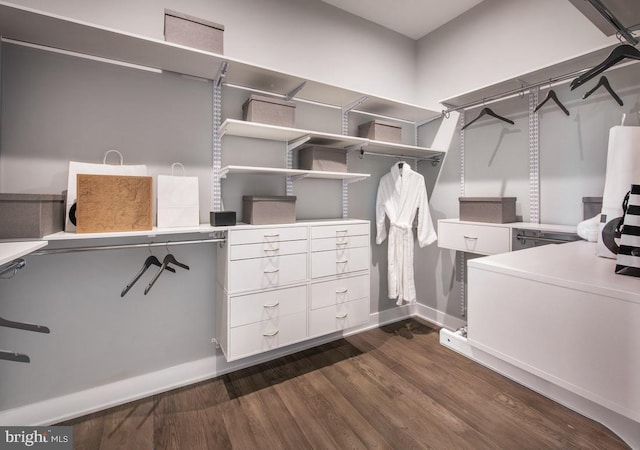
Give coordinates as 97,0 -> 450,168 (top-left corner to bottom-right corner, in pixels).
577,214 -> 600,242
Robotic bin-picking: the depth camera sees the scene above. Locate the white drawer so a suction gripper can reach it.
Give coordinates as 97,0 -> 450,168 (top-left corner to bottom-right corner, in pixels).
227,311 -> 307,361
230,239 -> 307,260
229,285 -> 307,328
311,223 -> 369,240
310,234 -> 369,252
311,246 -> 369,279
309,297 -> 369,338
229,226 -> 308,245
228,253 -> 307,293
310,274 -> 369,310
438,221 -> 510,255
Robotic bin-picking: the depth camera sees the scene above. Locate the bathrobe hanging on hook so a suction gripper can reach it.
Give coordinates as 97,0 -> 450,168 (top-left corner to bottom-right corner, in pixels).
376,161 -> 436,305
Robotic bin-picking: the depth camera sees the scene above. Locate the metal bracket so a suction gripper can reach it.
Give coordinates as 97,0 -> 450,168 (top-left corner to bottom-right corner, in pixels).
346,142 -> 367,153
286,135 -> 311,152
215,61 -> 229,88
342,96 -> 368,115
218,167 -> 230,179
285,81 -> 307,101
290,174 -> 309,182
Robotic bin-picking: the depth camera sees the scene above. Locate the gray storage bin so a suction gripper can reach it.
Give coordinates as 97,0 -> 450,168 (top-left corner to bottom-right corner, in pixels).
164,9 -> 224,54
298,146 -> 347,172
582,196 -> 603,219
0,193 -> 65,239
459,197 -> 516,223
242,94 -> 296,127
358,120 -> 402,143
243,196 -> 296,225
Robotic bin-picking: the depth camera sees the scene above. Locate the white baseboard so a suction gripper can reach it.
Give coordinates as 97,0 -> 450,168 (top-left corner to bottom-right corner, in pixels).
414,303 -> 466,330
0,306 -> 415,427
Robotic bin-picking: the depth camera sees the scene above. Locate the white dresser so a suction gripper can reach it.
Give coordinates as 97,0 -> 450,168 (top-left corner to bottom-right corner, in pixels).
216,220 -> 370,361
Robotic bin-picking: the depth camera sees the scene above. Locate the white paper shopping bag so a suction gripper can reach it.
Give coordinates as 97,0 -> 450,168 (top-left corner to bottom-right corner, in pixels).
65,150 -> 147,232
157,163 -> 200,228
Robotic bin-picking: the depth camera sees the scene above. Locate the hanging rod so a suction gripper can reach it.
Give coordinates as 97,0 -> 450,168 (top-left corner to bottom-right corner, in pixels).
442,57 -> 639,114
358,149 -> 441,165
515,234 -> 578,245
0,258 -> 26,279
30,237 -> 226,256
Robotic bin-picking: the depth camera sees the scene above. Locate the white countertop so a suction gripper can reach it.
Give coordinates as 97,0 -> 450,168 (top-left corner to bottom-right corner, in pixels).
468,241 -> 640,304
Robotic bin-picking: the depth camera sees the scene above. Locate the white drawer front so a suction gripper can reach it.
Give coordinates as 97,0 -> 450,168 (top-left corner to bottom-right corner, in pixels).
228,253 -> 307,293
228,311 -> 307,361
310,274 -> 369,310
311,234 -> 369,252
309,297 -> 370,337
229,226 -> 308,245
230,239 -> 307,260
438,221 -> 510,255
311,246 -> 369,279
229,285 -> 307,328
311,223 -> 369,240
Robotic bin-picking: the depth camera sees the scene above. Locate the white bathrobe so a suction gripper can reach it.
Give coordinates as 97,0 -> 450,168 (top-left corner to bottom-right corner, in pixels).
376,162 -> 436,305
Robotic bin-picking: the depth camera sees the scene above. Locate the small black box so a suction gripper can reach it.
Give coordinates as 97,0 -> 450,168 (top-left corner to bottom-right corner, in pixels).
210,211 -> 236,226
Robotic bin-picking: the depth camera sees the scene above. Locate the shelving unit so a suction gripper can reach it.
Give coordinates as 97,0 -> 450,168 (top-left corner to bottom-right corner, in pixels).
440,42 -> 621,109
0,1 -> 439,123
43,225 -> 223,242
219,165 -> 369,183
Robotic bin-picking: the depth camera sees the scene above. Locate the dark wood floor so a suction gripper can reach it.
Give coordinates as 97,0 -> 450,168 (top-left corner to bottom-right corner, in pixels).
60,319 -> 630,449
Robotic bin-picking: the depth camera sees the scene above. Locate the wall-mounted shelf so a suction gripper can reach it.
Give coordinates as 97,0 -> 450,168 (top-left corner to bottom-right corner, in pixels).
219,165 -> 370,184
219,119 -> 445,159
0,1 -> 439,123
0,241 -> 48,266
440,42 -> 621,109
43,225 -> 223,242
219,119 -> 367,149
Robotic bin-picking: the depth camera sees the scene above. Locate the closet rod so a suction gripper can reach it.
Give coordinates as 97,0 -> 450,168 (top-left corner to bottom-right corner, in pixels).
442,58 -> 639,114
515,234 -> 577,245
0,259 -> 26,278
31,237 -> 226,256
358,150 -> 441,164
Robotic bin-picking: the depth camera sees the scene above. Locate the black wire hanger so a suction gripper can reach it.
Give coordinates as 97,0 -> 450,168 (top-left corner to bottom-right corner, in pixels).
0,316 -> 50,334
583,76 -> 623,106
570,44 -> 640,90
534,89 -> 569,116
121,254 -> 176,297
461,107 -> 514,130
144,252 -> 190,295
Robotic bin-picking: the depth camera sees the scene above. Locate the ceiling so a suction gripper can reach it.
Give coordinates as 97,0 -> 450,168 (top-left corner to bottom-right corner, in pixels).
319,0 -> 485,40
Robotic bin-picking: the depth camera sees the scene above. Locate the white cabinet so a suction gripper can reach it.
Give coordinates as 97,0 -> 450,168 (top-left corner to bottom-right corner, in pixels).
217,220 -> 370,361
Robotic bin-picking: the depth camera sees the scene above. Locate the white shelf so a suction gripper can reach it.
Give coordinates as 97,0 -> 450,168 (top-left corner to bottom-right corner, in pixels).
43,225 -> 223,241
440,42 -> 621,108
219,119 -> 367,149
0,1 -> 439,123
0,241 -> 48,266
219,165 -> 369,183
220,119 -> 444,159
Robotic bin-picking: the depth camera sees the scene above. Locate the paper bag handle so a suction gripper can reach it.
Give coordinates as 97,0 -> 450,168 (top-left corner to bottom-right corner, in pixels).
103,150 -> 124,165
171,163 -> 186,176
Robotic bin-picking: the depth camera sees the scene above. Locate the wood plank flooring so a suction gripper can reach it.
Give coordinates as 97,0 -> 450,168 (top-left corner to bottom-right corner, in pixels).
60,319 -> 630,449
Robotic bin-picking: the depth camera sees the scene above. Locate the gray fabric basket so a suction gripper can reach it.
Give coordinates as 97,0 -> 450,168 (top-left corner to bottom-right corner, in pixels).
242,196 -> 296,225
459,197 -> 516,223
0,193 -> 65,238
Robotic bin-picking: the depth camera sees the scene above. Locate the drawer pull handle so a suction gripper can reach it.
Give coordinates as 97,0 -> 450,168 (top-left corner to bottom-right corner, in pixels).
263,330 -> 279,337
336,229 -> 349,233
263,248 -> 280,252
336,259 -> 349,264
263,302 -> 280,308
264,233 -> 280,238
336,242 -> 349,246
336,312 -> 349,319
336,288 -> 349,294
463,235 -> 478,240
263,268 -> 280,274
